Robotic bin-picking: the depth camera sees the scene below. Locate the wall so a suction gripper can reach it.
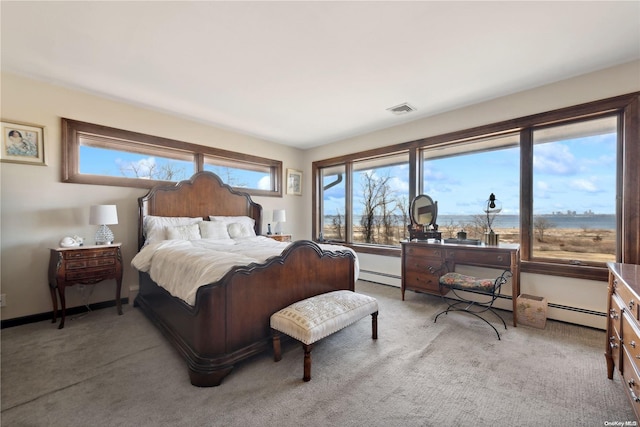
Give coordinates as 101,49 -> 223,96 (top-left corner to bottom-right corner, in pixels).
303,60 -> 640,329
3,60 -> 639,327
0,72 -> 306,321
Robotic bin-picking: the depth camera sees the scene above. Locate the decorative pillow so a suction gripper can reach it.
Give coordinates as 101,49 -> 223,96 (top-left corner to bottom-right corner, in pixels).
166,223 -> 201,240
227,222 -> 253,239
209,215 -> 256,236
144,216 -> 202,244
198,221 -> 231,240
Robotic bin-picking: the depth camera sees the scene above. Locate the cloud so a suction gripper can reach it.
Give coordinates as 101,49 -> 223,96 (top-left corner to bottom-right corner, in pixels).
116,156 -> 156,178
258,176 -> 271,190
533,143 -> 576,175
570,177 -> 599,192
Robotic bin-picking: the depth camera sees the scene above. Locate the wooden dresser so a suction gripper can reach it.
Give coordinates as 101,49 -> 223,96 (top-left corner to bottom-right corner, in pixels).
401,241 -> 520,326
606,262 -> 640,421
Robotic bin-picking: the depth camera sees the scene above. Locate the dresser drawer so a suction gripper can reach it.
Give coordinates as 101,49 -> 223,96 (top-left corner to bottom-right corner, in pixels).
621,346 -> 640,419
63,248 -> 118,260
623,311 -> 640,364
448,249 -> 511,268
614,276 -> 640,321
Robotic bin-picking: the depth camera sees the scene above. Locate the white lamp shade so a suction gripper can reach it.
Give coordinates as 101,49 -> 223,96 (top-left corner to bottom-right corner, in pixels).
89,205 -> 118,225
272,209 -> 286,223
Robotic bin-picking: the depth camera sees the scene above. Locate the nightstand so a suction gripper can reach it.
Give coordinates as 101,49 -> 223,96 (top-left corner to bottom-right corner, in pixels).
48,243 -> 123,329
265,234 -> 292,242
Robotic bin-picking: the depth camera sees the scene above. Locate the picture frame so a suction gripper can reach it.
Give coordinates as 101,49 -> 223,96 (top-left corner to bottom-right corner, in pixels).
286,168 -> 302,196
1,120 -> 46,165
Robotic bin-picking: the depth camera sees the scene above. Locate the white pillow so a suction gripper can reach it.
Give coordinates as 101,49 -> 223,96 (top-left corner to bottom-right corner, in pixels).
209,216 -> 256,236
144,215 -> 202,244
166,223 -> 201,240
199,221 -> 231,240
227,222 -> 253,239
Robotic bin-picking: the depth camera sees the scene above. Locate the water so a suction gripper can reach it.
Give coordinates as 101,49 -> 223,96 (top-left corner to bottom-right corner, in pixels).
323,214 -> 616,230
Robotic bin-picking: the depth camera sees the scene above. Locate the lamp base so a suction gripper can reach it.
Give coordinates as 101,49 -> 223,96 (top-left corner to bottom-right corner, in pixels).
95,225 -> 114,245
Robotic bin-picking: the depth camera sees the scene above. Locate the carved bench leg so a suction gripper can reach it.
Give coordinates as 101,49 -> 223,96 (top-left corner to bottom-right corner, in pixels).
303,343 -> 313,382
272,329 -> 282,362
372,311 -> 378,340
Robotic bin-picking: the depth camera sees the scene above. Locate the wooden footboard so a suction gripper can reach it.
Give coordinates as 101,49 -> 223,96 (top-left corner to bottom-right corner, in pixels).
134,240 -> 355,387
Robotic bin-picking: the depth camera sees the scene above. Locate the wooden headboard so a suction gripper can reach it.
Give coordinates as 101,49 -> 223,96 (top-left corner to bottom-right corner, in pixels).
137,171 -> 263,249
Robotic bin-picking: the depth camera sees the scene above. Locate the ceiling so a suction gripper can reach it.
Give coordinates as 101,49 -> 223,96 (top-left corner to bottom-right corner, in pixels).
2,1 -> 639,149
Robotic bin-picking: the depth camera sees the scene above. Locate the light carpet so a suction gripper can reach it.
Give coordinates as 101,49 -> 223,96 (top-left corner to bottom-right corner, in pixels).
1,281 -> 635,426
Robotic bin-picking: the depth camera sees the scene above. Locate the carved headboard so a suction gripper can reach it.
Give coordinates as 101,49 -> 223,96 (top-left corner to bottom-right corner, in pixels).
137,171 -> 263,250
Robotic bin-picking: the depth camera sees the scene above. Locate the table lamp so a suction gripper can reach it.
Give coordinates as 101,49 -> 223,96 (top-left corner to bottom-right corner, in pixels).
273,209 -> 286,235
89,204 -> 118,245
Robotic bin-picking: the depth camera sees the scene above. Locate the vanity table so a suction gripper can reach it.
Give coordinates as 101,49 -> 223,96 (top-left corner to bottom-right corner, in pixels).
402,193 -> 521,326
401,240 -> 521,326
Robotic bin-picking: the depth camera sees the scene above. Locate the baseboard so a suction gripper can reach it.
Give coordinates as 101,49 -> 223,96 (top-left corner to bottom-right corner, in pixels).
359,270 -> 607,329
0,298 -> 129,329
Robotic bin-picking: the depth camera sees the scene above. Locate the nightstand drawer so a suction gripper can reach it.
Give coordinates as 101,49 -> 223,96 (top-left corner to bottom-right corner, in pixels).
66,267 -> 116,282
66,257 -> 116,270
64,248 -> 118,260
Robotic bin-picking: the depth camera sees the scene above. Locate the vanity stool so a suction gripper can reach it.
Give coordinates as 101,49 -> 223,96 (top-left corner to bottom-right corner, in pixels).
434,270 -> 511,339
270,290 -> 378,382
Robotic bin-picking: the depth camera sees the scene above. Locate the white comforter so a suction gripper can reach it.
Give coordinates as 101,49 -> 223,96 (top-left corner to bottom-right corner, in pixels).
131,236 -> 359,305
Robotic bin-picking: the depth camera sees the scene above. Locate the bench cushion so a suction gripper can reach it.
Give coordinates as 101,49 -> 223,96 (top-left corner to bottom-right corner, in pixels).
439,272 -> 495,291
271,290 -> 378,345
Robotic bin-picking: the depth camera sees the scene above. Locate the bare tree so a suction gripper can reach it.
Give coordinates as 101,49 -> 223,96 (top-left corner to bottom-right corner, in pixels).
332,210 -> 344,240
359,171 -> 393,244
396,195 -> 410,240
534,217 -> 556,242
120,159 -> 185,181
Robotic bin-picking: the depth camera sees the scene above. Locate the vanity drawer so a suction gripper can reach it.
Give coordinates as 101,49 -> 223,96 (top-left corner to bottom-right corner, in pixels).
404,270 -> 441,294
404,245 -> 444,259
404,254 -> 444,275
448,249 -> 511,268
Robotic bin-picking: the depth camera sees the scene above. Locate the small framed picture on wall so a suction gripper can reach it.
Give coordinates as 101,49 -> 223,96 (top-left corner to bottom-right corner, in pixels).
286,168 -> 302,196
1,120 -> 46,165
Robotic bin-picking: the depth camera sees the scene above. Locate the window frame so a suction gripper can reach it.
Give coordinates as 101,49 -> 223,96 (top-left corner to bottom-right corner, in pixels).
313,92 -> 640,280
61,118 -> 283,197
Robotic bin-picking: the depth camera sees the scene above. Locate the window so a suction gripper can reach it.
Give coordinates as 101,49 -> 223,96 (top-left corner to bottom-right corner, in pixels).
62,118 -> 282,196
530,115 -> 618,265
352,153 -> 410,245
320,164 -> 346,242
313,92 -> 639,280
421,133 -> 520,242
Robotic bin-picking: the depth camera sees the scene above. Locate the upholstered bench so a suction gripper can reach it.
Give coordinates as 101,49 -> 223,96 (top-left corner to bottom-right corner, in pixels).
435,270 -> 511,339
270,290 -> 378,382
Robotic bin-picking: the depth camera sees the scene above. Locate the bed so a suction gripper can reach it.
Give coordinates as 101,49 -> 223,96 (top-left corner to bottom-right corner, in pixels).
132,171 -> 357,387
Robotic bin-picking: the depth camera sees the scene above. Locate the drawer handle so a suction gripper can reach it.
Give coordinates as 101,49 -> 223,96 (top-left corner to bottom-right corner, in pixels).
630,300 -> 635,310
628,379 -> 640,402
610,336 -> 619,349
497,256 -> 503,262
631,341 -> 637,349
610,309 -> 619,320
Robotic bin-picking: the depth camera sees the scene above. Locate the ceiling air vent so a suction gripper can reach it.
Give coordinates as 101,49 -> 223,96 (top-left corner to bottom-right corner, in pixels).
387,103 -> 416,115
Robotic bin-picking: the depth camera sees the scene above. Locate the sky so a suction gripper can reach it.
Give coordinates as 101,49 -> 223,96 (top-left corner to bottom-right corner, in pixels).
323,132 -> 617,217
80,131 -> 617,218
